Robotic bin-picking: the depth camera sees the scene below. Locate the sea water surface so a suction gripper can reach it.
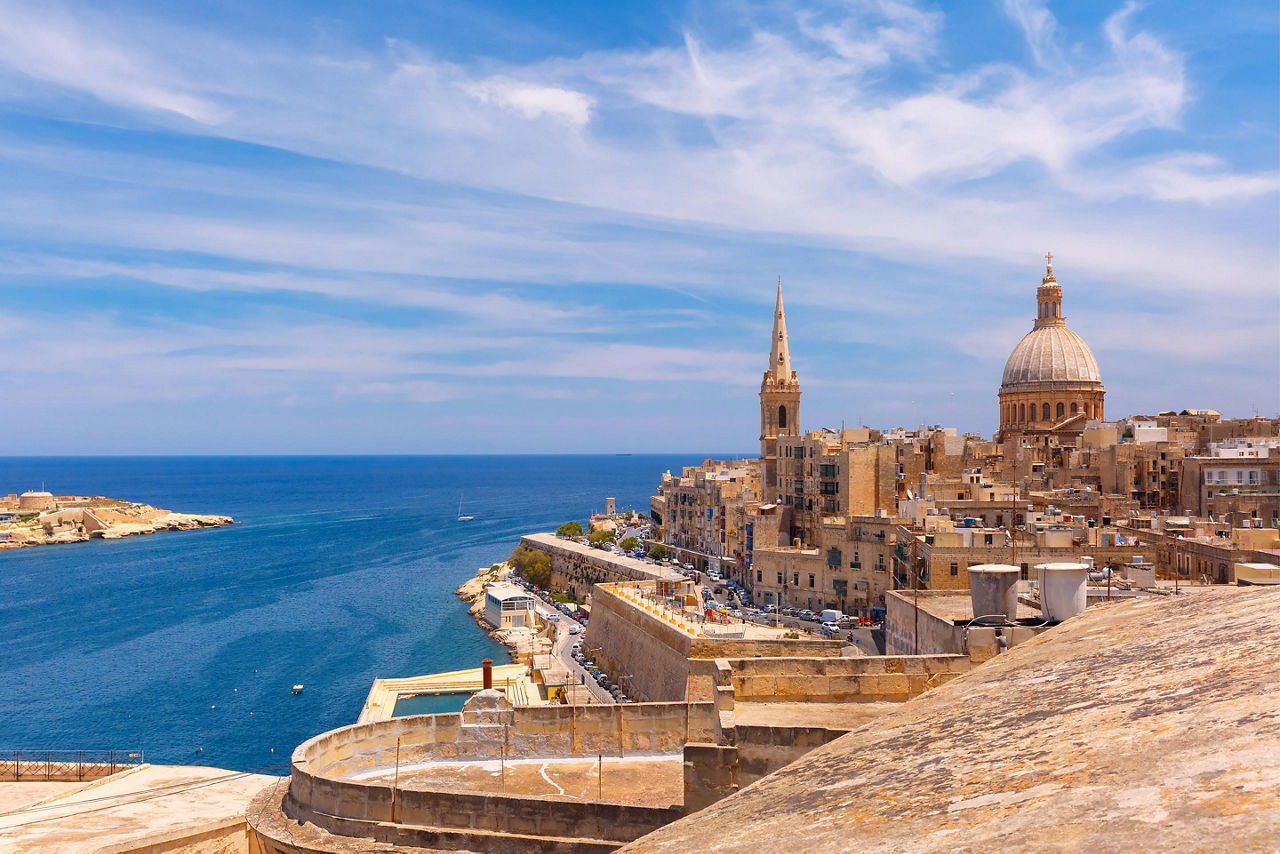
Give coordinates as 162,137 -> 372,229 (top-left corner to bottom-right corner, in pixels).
0,455 -> 713,772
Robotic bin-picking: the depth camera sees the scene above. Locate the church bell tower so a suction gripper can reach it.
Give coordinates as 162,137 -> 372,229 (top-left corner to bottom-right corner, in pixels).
760,278 -> 801,503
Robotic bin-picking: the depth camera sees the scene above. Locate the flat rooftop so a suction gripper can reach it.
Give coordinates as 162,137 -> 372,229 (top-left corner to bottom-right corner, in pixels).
625,588 -> 1280,852
0,764 -> 277,853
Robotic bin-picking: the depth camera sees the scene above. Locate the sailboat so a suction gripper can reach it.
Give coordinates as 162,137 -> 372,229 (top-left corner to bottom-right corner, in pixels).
456,495 -> 474,522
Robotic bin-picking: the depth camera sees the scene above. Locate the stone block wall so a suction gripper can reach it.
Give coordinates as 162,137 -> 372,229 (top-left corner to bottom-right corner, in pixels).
585,583 -> 846,704
721,654 -> 970,704
520,534 -> 679,599
583,584 -> 696,703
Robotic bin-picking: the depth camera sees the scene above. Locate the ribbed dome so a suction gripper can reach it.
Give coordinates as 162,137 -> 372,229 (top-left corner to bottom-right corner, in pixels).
1001,324 -> 1101,387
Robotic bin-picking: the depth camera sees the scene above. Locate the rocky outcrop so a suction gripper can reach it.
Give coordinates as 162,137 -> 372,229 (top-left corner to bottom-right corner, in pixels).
0,501 -> 233,549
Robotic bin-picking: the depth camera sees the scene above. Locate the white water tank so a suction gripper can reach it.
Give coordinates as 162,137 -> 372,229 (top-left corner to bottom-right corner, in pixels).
968,564 -> 1021,623
1035,562 -> 1088,621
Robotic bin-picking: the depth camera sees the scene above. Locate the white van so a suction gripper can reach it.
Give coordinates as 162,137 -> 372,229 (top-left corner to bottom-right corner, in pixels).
819,609 -> 843,624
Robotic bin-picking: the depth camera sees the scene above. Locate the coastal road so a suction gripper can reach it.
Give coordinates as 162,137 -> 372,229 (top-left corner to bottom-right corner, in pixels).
526,591 -> 615,704
552,624 -> 615,704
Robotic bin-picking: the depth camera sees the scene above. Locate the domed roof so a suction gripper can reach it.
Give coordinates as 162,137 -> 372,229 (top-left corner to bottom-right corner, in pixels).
1001,323 -> 1101,387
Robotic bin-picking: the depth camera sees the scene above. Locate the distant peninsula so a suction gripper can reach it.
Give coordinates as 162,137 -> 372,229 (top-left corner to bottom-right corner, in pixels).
0,491 -> 233,549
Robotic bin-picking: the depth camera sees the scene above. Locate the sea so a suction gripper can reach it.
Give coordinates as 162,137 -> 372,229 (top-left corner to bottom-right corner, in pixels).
0,455 -> 719,773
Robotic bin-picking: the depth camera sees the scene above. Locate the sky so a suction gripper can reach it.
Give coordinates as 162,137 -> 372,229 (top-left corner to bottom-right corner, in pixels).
0,0 -> 1276,454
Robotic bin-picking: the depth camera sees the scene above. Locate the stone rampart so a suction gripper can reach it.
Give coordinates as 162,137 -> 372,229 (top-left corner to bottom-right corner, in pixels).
718,654 -> 971,704
584,584 -> 845,703
255,692 -> 718,852
520,534 -> 682,599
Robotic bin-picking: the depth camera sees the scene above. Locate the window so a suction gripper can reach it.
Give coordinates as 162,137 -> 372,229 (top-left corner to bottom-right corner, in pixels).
757,570 -> 763,583
1030,405 -> 1037,422
984,534 -> 993,545
777,572 -> 783,584
1042,403 -> 1051,421
1020,403 -> 1026,421
808,574 -> 815,588
950,562 -> 959,577
1056,402 -> 1065,418
1071,403 -> 1078,414
793,573 -> 800,586
778,405 -> 788,429
852,551 -> 860,568
827,548 -> 841,567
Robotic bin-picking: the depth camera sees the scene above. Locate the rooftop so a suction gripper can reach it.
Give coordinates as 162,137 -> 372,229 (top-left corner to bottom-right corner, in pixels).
625,588 -> 1280,853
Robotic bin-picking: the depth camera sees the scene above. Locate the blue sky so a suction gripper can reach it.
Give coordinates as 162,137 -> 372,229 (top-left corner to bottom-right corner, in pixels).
0,0 -> 1276,454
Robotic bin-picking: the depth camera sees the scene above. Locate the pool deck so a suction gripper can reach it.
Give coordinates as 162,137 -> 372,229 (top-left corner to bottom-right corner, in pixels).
358,663 -> 531,723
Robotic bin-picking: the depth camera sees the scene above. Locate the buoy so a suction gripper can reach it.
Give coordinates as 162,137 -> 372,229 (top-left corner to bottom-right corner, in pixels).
197,747 -> 203,753
211,704 -> 216,709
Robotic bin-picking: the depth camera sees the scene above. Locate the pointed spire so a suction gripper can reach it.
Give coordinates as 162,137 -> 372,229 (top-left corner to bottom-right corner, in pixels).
768,276 -> 792,380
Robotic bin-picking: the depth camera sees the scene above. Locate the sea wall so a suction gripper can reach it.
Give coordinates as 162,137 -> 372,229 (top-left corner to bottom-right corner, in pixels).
519,534 -> 680,599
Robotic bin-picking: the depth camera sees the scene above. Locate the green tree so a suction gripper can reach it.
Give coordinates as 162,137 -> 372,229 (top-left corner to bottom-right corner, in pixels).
587,529 -> 613,546
647,544 -> 669,560
620,536 -> 639,551
510,544 -> 552,588
556,520 -> 584,538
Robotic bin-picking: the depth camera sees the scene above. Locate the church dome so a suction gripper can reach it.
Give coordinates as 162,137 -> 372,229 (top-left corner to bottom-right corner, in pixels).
1001,324 -> 1101,387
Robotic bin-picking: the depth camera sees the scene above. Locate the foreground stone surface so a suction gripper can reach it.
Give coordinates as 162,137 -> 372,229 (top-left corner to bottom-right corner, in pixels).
0,764 -> 277,853
624,588 -> 1280,853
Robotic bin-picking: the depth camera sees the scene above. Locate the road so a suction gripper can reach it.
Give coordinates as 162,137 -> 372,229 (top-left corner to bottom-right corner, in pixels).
527,591 -> 615,704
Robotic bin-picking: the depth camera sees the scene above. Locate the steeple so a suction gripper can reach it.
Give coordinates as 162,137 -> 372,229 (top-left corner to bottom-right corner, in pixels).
759,277 -> 801,503
768,277 -> 792,381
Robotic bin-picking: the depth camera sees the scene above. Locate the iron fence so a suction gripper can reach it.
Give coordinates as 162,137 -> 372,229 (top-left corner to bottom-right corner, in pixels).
0,749 -> 145,781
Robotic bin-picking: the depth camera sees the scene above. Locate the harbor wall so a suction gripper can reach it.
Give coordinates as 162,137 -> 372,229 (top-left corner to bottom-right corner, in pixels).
519,534 -> 680,600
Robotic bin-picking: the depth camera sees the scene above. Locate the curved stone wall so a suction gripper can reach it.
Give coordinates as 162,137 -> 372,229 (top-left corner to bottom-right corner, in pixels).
251,692 -> 716,852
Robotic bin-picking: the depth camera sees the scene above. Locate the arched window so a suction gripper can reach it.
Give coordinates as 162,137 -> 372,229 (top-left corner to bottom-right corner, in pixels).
778,405 -> 788,429
1020,403 -> 1026,422
1056,402 -> 1065,419
1030,404 -> 1037,422
1071,402 -> 1078,414
1042,403 -> 1051,421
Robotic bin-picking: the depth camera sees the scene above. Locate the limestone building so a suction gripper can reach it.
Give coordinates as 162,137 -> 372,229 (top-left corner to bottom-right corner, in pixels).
998,255 -> 1104,440
759,279 -> 800,504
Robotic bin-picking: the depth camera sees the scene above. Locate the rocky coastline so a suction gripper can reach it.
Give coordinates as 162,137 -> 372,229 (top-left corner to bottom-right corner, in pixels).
454,561 -> 545,663
0,498 -> 234,549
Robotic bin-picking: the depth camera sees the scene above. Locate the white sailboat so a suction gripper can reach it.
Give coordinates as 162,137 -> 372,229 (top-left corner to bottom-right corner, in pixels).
456,495 -> 474,522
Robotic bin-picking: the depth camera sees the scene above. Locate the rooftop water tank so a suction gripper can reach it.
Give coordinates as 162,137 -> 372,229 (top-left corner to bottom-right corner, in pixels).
968,564 -> 1021,623
1035,562 -> 1088,621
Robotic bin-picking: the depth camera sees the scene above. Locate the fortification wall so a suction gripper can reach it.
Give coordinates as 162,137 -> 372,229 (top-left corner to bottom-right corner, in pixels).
520,534 -> 680,599
721,654 -> 970,704
257,695 -> 716,853
583,584 -> 694,703
585,584 -> 846,703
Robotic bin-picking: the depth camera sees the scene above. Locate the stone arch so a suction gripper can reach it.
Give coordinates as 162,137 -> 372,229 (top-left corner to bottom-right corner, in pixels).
778,405 -> 788,429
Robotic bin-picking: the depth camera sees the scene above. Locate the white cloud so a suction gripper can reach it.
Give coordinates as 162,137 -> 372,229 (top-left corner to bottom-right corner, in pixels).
1002,0 -> 1063,68
465,77 -> 593,125
0,0 -> 221,122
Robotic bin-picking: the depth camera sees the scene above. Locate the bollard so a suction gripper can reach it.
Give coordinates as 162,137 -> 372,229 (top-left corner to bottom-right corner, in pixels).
482,658 -> 493,690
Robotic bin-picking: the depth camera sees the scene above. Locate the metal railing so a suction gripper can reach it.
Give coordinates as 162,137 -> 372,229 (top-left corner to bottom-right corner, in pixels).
0,750 -> 145,781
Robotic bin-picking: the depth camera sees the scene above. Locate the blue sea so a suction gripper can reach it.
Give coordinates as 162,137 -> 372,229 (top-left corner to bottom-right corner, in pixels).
0,455 -> 713,773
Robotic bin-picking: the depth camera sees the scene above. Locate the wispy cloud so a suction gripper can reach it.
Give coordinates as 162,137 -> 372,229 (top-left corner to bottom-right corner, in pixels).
0,0 -> 1272,450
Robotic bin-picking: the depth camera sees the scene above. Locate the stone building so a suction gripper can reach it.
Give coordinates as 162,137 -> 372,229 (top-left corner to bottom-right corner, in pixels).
997,255 -> 1105,441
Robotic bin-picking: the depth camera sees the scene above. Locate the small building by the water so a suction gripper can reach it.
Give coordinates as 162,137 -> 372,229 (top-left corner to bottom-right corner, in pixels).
483,582 -> 536,629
